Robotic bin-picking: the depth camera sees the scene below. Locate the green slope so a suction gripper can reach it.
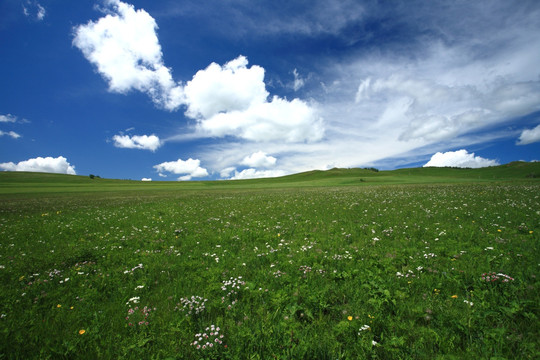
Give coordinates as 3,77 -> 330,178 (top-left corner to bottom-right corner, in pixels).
0,161 -> 538,195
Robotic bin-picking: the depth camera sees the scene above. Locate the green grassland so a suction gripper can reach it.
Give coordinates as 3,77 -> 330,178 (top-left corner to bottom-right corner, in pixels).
1,161 -> 539,196
0,163 -> 539,359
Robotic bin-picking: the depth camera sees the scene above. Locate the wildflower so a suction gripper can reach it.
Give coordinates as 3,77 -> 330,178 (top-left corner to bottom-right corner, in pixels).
126,296 -> 140,305
358,325 -> 370,334
57,304 -> 61,308
463,300 -> 474,306
78,329 -> 86,335
191,325 -> 226,350
372,340 -> 378,346
451,295 -> 458,299
347,316 -> 353,321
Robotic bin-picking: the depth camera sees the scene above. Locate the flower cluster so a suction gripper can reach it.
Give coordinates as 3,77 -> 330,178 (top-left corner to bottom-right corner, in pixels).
481,272 -> 514,282
125,305 -> 154,326
221,276 -> 245,306
332,251 -> 353,260
396,266 -> 424,279
190,325 -> 226,350
176,296 -> 207,316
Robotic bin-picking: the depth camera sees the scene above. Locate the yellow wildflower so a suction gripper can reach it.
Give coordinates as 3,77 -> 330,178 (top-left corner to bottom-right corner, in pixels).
57,304 -> 61,308
347,316 -> 353,321
451,295 -> 458,299
78,329 -> 86,335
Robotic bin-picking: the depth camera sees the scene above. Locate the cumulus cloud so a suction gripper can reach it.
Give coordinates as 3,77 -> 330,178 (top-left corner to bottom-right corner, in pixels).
74,3 -> 323,143
241,151 -> 277,168
0,130 -> 21,139
141,178 -> 152,181
0,156 -> 76,174
153,158 -> 208,181
112,134 -> 161,151
183,56 -> 268,119
184,56 -> 324,143
73,0 -> 183,111
517,124 -> 540,145
423,150 -> 499,168
230,168 -> 287,180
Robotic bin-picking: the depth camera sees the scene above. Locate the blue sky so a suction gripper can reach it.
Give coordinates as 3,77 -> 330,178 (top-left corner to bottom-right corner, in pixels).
1,0 -> 539,181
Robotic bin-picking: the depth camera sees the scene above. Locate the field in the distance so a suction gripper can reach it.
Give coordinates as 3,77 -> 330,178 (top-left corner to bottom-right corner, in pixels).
0,163 -> 539,359
1,161 -> 539,195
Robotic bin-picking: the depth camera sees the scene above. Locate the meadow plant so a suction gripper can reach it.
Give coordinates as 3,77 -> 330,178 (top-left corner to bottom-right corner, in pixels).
176,295 -> 207,316
125,305 -> 154,327
190,325 -> 226,350
481,272 -> 515,282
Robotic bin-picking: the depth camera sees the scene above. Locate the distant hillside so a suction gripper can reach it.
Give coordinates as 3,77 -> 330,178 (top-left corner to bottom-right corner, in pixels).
0,162 -> 538,195
257,161 -> 540,186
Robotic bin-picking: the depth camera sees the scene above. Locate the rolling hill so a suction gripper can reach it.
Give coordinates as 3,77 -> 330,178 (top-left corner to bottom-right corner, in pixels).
0,161 -> 538,195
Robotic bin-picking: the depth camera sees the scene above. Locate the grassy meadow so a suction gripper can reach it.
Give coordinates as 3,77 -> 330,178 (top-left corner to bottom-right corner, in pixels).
0,163 -> 539,359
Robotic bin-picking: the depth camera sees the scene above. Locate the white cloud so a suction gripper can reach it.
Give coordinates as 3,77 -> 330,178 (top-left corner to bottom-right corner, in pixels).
517,124 -> 540,145
112,134 -> 161,151
23,1 -> 46,21
219,167 -> 236,178
198,96 -> 324,143
184,56 -> 324,143
0,114 -> 28,124
183,56 -> 268,119
0,156 -> 76,174
153,158 -> 208,180
0,114 -> 17,123
0,130 -> 21,139
241,151 -> 276,168
423,150 -> 499,168
36,3 -> 45,20
230,168 -> 287,180
73,0 -> 183,111
141,178 -> 152,181
292,69 -> 305,91
74,4 -> 323,143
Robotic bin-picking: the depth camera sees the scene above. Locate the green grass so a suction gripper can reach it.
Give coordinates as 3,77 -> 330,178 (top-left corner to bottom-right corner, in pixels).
1,161 -> 539,195
0,164 -> 539,359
